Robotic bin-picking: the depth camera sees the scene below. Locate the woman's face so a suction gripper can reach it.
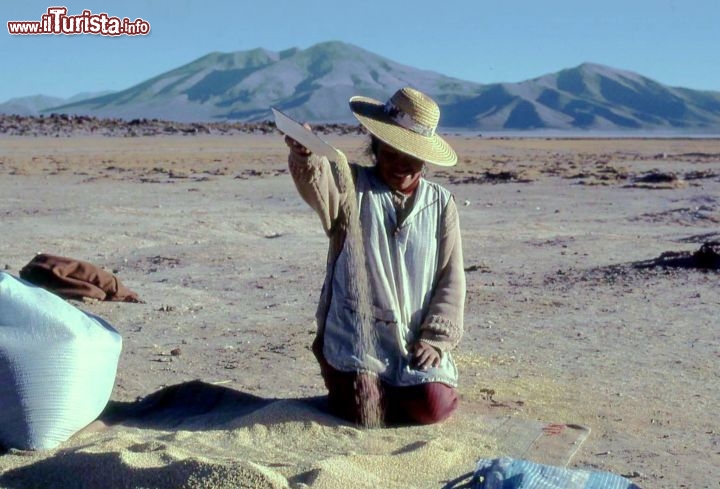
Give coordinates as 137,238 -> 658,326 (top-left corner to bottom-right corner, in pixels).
375,141 -> 425,193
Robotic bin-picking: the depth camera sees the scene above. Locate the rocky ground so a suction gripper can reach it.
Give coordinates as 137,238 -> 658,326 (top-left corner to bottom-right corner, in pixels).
0,132 -> 718,488
0,113 -> 365,138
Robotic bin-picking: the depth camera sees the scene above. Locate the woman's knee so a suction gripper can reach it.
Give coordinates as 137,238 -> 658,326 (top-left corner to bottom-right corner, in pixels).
415,383 -> 459,424
387,382 -> 459,425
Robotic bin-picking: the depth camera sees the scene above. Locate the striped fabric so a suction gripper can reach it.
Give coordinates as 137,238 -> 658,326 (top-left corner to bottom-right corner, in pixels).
472,457 -> 641,489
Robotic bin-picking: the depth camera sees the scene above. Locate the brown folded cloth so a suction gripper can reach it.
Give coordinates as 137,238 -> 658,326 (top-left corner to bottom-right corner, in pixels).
19,254 -> 142,302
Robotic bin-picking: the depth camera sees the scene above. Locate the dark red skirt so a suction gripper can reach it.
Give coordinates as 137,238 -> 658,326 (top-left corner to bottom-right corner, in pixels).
313,338 -> 458,426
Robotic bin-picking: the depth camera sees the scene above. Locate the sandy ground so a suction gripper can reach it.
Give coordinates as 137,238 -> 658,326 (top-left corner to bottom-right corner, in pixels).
0,134 -> 719,488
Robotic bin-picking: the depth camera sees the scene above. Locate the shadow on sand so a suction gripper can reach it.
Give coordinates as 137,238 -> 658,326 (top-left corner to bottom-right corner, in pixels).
99,380 -> 328,430
0,381 -> 332,488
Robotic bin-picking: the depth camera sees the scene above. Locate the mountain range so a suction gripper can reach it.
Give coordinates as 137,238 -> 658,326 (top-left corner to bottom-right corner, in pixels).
3,41 -> 720,132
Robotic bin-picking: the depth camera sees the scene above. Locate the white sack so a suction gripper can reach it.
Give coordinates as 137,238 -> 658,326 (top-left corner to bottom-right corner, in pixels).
0,272 -> 122,450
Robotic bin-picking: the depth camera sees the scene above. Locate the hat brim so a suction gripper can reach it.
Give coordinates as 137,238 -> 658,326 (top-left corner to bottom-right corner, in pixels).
349,96 -> 457,167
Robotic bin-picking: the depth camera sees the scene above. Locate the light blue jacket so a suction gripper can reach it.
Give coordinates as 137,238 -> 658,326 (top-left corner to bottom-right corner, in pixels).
289,152 -> 466,387
322,166 -> 459,386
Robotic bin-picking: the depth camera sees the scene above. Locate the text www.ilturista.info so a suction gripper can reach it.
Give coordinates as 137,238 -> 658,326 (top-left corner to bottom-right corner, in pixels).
7,7 -> 150,36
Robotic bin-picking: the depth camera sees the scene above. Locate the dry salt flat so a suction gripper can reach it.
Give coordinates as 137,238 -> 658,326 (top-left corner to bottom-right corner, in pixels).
0,134 -> 718,488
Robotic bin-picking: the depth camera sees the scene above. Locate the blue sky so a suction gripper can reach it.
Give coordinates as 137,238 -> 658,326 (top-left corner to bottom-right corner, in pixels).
1,0 -> 718,101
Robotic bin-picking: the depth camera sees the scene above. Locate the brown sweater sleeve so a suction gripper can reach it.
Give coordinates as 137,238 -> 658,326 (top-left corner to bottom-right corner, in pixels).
288,150 -> 350,236
419,196 -> 466,353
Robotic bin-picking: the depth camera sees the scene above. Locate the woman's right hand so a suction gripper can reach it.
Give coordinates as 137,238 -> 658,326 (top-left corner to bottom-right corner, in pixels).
285,136 -> 311,156
284,122 -> 313,157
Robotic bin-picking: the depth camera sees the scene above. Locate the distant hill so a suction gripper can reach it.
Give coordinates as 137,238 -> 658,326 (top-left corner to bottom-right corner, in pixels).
0,95 -> 66,116
4,41 -> 719,131
441,63 -> 720,131
0,91 -> 115,116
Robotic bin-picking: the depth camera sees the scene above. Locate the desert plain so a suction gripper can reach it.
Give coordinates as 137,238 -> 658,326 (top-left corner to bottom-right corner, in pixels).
0,130 -> 718,488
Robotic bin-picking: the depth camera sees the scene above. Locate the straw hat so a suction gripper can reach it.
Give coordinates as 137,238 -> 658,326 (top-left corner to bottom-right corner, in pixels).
349,87 -> 457,166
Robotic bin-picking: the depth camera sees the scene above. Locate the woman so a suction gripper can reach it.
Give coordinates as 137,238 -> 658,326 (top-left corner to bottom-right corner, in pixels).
285,87 -> 465,426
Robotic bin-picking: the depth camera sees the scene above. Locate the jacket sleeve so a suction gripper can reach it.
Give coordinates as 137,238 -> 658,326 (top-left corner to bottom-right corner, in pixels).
419,196 -> 466,353
287,150 -> 350,236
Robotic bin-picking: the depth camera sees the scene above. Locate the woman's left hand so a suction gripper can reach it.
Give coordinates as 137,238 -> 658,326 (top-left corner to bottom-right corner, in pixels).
410,341 -> 441,371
